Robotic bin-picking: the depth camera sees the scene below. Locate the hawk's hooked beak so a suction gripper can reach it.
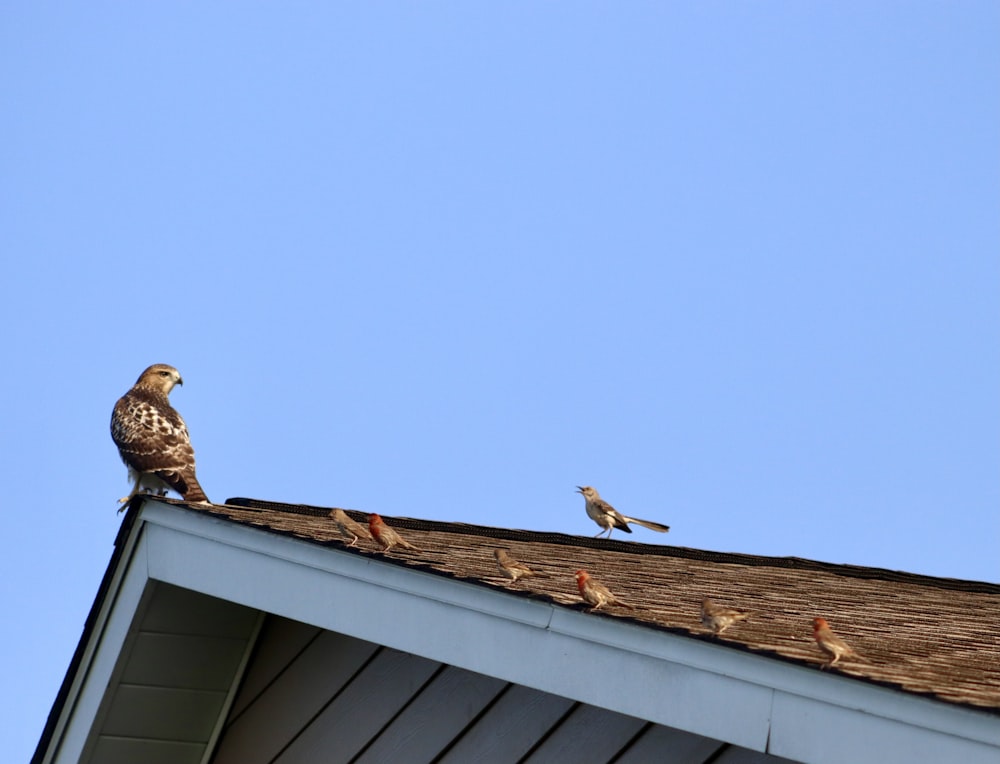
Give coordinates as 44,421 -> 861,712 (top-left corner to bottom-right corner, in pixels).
176,376 -> 184,386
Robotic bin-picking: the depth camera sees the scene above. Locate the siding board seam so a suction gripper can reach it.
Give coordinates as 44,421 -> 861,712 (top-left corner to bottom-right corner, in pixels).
607,721 -> 656,764
223,623 -> 325,729
429,683 -> 515,763
515,702 -> 582,763
347,663 -> 450,764
265,646 -> 386,764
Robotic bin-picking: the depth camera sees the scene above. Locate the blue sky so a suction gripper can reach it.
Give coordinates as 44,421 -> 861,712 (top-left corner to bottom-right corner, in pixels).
3,4 -> 998,760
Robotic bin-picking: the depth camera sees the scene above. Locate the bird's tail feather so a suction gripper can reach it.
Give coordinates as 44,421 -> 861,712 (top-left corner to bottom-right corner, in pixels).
175,473 -> 209,503
629,517 -> 670,533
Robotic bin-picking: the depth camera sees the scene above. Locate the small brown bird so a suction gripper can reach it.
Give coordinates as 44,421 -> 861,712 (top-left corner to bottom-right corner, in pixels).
330,509 -> 371,547
575,569 -> 633,611
701,598 -> 750,635
494,549 -> 538,585
576,486 -> 670,538
368,513 -> 419,553
813,617 -> 861,667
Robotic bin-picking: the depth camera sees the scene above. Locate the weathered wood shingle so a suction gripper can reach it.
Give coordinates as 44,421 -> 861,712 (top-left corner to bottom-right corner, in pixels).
191,496 -> 1000,714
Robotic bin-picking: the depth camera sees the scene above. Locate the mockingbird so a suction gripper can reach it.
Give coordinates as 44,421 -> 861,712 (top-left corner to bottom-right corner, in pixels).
576,486 -> 670,538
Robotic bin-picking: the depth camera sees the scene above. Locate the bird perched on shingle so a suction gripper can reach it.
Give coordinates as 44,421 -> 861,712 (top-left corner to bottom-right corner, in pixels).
576,486 -> 670,539
330,509 -> 371,547
813,617 -> 863,667
701,598 -> 750,635
494,549 -> 538,586
368,513 -> 419,553
111,364 -> 209,510
574,569 -> 633,611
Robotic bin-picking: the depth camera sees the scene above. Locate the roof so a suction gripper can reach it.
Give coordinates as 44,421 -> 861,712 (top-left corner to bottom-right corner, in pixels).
34,496 -> 1000,764
210,496 -> 1000,713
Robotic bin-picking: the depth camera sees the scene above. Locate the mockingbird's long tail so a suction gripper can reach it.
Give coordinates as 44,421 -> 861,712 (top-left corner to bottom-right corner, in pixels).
625,517 -> 670,533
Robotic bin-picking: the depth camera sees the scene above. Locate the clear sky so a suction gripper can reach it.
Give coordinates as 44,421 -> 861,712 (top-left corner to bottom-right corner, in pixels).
3,4 -> 998,760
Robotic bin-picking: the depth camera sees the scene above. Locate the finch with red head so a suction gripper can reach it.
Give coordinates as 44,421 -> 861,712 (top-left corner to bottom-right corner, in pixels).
813,617 -> 863,666
575,569 -> 633,611
368,513 -> 419,553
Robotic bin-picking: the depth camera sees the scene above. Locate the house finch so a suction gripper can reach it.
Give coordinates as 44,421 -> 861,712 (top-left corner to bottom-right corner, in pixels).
576,486 -> 670,538
330,509 -> 371,547
494,549 -> 538,585
368,513 -> 419,553
701,598 -> 750,635
813,617 -> 861,667
574,569 -> 633,611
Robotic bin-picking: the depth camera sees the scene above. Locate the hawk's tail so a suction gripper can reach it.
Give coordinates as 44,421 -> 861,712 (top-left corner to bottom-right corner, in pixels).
158,469 -> 210,503
184,481 -> 210,503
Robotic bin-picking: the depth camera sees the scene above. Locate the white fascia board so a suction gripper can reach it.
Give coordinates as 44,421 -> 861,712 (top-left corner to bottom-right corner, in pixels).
44,528 -> 152,764
141,503 -> 1000,763
768,691 -> 1000,764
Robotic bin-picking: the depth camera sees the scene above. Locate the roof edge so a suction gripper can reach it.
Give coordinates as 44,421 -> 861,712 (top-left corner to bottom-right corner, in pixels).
31,497 -> 145,764
222,496 -> 1000,595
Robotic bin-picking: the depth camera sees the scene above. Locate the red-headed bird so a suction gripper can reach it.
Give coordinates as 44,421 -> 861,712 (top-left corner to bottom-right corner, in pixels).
575,569 -> 633,611
813,617 -> 862,666
368,513 -> 419,553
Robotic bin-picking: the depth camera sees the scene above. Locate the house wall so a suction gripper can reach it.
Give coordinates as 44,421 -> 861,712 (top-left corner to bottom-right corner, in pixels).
211,614 -> 798,764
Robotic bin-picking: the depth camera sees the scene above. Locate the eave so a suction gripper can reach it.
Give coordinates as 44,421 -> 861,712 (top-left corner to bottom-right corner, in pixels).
35,498 -> 1000,764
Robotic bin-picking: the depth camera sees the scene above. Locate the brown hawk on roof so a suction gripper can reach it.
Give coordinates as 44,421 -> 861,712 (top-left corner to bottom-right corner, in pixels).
111,364 -> 209,510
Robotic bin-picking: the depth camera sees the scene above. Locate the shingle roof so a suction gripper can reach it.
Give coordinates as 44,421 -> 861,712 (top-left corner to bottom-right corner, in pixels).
194,496 -> 1000,714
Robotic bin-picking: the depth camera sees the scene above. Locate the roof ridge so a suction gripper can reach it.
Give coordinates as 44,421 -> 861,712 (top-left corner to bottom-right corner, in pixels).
221,496 -> 1000,595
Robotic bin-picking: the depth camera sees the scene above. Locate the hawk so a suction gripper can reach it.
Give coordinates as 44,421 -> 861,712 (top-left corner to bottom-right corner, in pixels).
111,364 -> 209,509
